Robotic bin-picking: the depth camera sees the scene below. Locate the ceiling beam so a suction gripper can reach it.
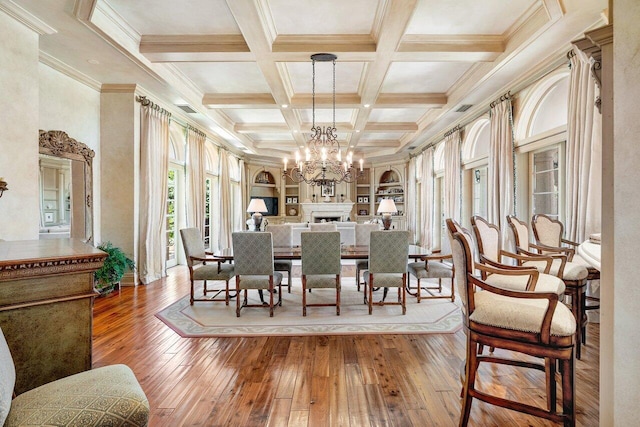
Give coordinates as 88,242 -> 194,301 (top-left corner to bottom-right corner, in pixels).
140,34 -> 254,62
356,140 -> 401,148
272,34 -> 376,52
235,123 -> 290,133
203,93 -> 276,108
290,93 -> 362,108
364,122 -> 417,132
376,93 -> 447,108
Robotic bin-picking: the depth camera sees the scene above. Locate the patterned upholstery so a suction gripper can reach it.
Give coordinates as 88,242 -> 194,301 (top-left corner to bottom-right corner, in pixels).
301,232 -> 341,315
309,223 -> 337,232
354,224 -> 380,289
180,228 -> 235,305
267,224 -> 293,291
232,232 -> 283,316
364,231 -> 410,314
1,328 -> 149,427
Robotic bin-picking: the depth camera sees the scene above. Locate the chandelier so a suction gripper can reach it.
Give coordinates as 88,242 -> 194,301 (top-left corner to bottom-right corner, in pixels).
283,53 -> 363,187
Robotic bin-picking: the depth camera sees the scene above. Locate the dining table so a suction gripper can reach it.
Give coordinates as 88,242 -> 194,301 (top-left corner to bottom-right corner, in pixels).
214,244 -> 431,261
577,239 -> 601,271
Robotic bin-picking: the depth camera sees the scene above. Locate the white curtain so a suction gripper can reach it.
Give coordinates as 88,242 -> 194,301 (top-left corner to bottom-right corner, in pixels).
566,50 -> 602,242
421,148 -> 434,249
139,104 -> 170,284
444,130 -> 461,222
488,98 -> 514,248
186,127 -> 206,238
406,157 -> 417,243
238,159 -> 246,228
218,149 -> 233,249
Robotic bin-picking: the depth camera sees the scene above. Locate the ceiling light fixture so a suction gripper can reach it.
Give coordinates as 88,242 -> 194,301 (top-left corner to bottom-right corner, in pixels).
283,53 -> 363,187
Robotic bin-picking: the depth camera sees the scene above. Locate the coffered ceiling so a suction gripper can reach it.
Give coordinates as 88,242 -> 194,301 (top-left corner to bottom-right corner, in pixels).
4,0 -> 606,161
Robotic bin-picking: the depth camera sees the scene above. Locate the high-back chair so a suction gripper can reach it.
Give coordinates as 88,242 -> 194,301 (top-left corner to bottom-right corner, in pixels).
309,222 -> 337,232
0,327 -> 150,426
471,216 -> 565,295
267,224 -> 293,292
406,253 -> 454,303
354,223 -> 380,291
531,214 -> 600,280
507,215 -> 589,359
531,213 -> 600,347
232,232 -> 283,317
180,228 -> 235,305
300,231 -> 342,316
363,230 -> 410,315
448,223 -> 576,427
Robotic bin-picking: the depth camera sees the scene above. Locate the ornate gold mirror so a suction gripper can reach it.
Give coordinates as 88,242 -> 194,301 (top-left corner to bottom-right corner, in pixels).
38,130 -> 94,243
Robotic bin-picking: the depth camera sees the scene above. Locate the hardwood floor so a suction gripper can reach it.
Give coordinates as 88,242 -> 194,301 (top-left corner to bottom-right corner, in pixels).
92,266 -> 599,426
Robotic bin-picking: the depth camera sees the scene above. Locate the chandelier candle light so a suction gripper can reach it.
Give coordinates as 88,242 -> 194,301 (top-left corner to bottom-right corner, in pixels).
283,53 -> 363,187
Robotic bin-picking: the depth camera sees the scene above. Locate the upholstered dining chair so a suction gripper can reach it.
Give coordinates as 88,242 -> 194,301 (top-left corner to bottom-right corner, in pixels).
407,254 -> 454,303
232,232 -> 283,317
1,327 -> 150,427
363,230 -> 410,315
300,231 -> 341,316
448,226 -> 576,427
354,223 -> 381,291
180,228 -> 235,305
507,215 -> 588,359
309,222 -> 338,232
267,223 -> 293,293
531,213 -> 600,346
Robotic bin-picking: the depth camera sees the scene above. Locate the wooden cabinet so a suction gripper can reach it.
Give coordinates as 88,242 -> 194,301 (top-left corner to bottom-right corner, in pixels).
355,168 -> 372,220
284,175 -> 300,218
0,239 -> 106,394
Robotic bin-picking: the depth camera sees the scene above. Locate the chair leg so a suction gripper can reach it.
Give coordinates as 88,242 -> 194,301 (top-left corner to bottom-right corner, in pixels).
546,358 -> 557,412
401,276 -> 406,315
459,333 -> 477,427
561,353 -> 576,427
336,275 -> 341,316
235,278 -> 241,317
225,280 -> 230,306
190,280 -> 195,305
288,270 -> 292,293
368,278 -> 374,315
356,265 -> 361,292
269,279 -> 274,317
417,277 -> 421,303
302,275 -> 307,317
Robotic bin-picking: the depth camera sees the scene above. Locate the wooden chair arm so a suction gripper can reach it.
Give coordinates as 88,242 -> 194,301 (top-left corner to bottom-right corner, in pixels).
467,274 -> 559,344
561,238 -> 580,247
480,255 -> 532,271
500,250 -> 553,274
533,243 -> 575,262
190,255 -> 226,273
475,263 -> 539,291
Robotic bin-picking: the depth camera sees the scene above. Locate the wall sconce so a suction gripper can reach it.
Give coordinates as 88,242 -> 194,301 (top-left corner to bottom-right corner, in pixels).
474,169 -> 481,183
0,177 -> 7,198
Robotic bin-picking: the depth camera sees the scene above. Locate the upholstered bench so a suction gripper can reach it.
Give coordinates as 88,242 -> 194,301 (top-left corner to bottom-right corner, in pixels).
1,328 -> 149,427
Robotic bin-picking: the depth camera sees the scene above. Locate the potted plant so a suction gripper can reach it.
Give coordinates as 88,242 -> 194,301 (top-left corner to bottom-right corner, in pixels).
94,242 -> 135,295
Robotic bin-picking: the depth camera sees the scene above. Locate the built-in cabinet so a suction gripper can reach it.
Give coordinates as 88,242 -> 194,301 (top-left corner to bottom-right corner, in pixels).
245,162 -> 407,229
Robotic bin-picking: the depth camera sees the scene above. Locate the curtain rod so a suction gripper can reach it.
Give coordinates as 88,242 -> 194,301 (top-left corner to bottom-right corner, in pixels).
136,95 -> 171,117
489,91 -> 511,109
443,124 -> 462,138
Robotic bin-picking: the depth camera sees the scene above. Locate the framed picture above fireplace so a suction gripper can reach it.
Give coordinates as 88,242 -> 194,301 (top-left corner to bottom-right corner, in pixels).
321,182 -> 335,197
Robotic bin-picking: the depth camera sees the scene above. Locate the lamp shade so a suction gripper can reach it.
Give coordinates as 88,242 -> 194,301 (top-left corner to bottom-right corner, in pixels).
247,198 -> 268,213
377,198 -> 397,214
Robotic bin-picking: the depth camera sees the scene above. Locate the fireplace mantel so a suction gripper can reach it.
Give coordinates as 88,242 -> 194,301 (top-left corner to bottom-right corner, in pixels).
300,202 -> 354,223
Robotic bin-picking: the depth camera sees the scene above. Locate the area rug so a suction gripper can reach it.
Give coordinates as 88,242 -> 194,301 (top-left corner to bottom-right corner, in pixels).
156,277 -> 462,337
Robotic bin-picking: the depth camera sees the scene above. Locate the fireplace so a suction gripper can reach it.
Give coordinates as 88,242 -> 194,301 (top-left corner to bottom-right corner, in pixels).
299,202 -> 355,223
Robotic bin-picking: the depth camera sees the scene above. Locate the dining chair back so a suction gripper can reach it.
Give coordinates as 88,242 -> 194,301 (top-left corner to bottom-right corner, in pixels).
300,231 -> 341,316
309,222 -> 337,232
267,224 -> 293,292
180,228 -> 235,305
354,223 -> 381,290
363,230 -> 410,314
232,232 -> 283,317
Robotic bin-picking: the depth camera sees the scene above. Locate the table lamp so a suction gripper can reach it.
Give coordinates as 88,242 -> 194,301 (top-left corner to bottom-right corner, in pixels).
247,198 -> 268,231
377,198 -> 397,230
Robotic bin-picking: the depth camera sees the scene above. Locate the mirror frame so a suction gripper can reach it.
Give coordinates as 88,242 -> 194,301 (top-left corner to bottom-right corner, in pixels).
39,130 -> 94,243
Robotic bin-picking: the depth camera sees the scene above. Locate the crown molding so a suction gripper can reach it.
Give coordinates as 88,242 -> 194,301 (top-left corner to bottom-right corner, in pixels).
0,0 -> 57,35
39,51 -> 101,91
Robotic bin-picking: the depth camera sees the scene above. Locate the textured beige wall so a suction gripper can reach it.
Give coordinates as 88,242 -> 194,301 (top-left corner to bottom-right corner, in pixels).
611,0 -> 640,423
39,63 -> 101,242
100,89 -> 139,284
0,13 -> 40,240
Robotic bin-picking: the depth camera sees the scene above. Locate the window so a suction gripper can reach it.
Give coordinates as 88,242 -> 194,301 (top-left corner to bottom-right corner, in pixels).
472,166 -> 488,218
166,168 -> 178,267
530,145 -> 563,220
